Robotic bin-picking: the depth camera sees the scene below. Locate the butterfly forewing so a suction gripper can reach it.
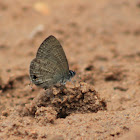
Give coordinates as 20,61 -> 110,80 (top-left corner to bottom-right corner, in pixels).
36,36 -> 69,74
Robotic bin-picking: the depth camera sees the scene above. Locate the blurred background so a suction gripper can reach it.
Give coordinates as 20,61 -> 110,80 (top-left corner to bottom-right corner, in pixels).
0,0 -> 140,78
0,0 -> 140,139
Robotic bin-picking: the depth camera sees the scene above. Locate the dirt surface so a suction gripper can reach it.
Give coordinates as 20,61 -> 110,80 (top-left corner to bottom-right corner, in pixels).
0,0 -> 140,139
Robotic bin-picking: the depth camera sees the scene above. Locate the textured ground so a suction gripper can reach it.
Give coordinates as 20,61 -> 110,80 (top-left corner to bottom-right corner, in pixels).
0,0 -> 140,139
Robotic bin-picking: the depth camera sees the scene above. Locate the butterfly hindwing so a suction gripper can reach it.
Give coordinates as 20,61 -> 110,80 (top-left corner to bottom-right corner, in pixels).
30,58 -> 62,88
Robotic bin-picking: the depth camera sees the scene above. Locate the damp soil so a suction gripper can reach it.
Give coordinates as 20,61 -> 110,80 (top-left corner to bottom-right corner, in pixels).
0,0 -> 140,139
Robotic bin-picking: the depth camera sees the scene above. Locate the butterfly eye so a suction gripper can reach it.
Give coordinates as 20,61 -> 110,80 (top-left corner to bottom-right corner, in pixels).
69,70 -> 76,77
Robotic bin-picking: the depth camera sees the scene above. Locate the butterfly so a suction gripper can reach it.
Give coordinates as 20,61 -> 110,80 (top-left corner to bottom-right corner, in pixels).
29,35 -> 75,89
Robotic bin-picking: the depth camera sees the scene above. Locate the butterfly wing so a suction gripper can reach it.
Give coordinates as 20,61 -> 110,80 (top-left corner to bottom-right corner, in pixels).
29,35 -> 70,89
36,35 -> 69,75
30,58 -> 64,89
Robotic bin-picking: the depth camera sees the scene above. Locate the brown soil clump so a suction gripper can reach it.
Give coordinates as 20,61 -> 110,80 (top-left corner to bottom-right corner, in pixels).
23,82 -> 106,120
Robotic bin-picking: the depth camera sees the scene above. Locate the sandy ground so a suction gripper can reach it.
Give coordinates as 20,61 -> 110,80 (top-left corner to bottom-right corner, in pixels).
0,0 -> 140,139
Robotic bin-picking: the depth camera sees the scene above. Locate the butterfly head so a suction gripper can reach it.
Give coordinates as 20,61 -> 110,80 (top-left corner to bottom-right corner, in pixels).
69,70 -> 76,78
